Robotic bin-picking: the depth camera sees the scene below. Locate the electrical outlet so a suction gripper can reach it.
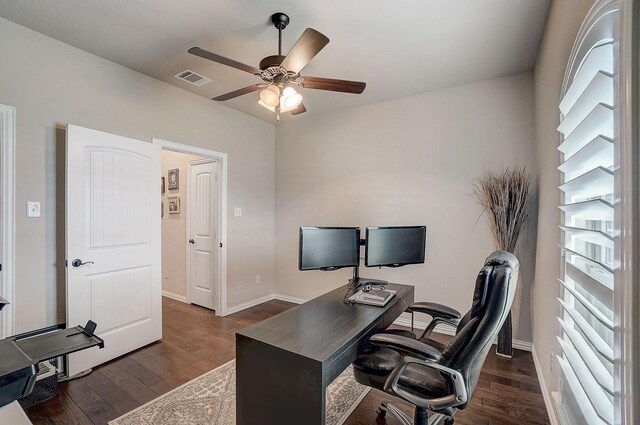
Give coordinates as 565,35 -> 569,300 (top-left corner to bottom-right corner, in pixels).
255,274 -> 261,285
164,270 -> 169,280
234,207 -> 242,217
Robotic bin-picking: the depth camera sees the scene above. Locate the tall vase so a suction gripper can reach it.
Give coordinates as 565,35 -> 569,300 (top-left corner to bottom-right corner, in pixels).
496,312 -> 513,358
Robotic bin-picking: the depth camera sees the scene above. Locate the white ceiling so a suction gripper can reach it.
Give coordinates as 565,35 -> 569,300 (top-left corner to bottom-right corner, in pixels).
0,1 -> 550,123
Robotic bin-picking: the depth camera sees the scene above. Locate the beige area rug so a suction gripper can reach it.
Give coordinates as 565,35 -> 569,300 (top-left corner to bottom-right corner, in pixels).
109,360 -> 370,425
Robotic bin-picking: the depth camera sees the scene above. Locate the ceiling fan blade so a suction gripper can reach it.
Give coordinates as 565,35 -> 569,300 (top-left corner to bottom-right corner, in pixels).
189,47 -> 262,75
212,84 -> 266,101
290,103 -> 307,115
301,76 -> 366,94
280,28 -> 329,74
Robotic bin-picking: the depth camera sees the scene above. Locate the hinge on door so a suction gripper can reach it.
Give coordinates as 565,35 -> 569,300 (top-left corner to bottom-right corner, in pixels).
64,260 -> 68,268
0,263 -> 2,272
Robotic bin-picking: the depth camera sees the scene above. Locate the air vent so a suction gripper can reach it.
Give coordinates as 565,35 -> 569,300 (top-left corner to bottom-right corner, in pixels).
174,69 -> 212,87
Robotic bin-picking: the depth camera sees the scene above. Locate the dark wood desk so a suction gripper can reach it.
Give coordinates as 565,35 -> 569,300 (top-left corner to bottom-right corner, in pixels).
236,283 -> 414,425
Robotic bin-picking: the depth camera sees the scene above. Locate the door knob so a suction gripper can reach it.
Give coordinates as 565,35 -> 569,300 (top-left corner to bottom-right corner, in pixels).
71,259 -> 94,268
188,239 -> 195,244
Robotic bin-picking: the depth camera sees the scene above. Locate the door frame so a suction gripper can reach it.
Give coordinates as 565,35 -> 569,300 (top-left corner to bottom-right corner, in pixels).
186,158 -> 219,310
0,105 -> 15,338
153,138 -> 228,316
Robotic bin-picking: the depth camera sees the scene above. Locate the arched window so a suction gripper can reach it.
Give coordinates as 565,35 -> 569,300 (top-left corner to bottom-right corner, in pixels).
554,2 -> 621,425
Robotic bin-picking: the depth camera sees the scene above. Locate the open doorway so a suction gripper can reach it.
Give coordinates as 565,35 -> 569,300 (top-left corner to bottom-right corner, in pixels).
154,138 -> 228,316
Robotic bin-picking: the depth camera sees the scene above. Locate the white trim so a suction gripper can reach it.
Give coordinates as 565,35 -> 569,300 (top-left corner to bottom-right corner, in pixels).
162,290 -> 188,304
225,294 -> 275,315
552,391 -> 573,425
224,292 -> 319,315
273,293 -> 308,305
153,138 -> 229,316
0,105 -> 15,339
532,345 -> 561,425
615,1 -> 638,424
511,339 -> 534,352
224,293 -> 309,316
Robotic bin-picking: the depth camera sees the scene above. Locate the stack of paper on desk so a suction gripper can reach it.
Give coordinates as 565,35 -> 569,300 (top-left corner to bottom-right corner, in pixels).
348,289 -> 396,307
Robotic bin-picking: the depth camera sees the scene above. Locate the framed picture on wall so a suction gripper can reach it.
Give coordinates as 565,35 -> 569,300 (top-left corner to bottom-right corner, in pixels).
167,195 -> 180,214
168,168 -> 179,190
161,177 -> 165,195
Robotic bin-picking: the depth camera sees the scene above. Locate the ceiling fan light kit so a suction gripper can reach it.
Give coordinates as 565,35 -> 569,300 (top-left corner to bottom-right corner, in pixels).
259,85 -> 281,107
281,86 -> 303,109
257,86 -> 303,114
188,12 -> 366,120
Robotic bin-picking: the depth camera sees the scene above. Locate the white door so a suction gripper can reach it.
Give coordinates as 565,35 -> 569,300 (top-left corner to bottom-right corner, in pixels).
188,160 -> 218,310
66,124 -> 161,377
0,105 -> 15,339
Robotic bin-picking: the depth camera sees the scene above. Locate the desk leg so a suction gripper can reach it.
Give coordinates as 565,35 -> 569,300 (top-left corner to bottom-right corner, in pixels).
237,334 -> 325,425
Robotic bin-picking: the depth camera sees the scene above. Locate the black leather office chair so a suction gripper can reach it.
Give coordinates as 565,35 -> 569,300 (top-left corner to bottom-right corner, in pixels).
352,251 -> 519,425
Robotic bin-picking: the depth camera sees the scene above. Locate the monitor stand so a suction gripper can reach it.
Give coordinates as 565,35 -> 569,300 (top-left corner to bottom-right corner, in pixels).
348,266 -> 388,289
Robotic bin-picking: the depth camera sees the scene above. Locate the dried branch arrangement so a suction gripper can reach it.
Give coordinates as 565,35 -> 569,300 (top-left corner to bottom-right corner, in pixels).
472,167 -> 531,253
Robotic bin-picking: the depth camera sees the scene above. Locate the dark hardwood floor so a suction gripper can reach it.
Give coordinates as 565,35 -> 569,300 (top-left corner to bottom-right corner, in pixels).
26,298 -> 549,425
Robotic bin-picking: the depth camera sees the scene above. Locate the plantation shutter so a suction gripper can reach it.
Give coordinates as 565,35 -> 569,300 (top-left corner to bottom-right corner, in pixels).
554,6 -> 618,425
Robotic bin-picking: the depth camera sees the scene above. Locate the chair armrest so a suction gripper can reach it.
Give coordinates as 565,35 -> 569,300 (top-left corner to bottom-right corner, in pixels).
407,302 -> 462,320
383,356 -> 468,410
369,334 -> 441,361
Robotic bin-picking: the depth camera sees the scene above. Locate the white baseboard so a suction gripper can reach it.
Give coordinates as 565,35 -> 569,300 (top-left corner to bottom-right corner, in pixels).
512,339 -> 533,352
532,345 -> 560,425
391,316 -> 533,352
551,391 -> 570,425
273,293 -> 307,304
162,290 -> 188,304
224,293 -> 305,316
225,294 -> 276,315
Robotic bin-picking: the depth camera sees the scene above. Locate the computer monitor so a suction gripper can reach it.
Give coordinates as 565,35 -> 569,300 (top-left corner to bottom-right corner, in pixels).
365,226 -> 426,267
298,227 -> 361,271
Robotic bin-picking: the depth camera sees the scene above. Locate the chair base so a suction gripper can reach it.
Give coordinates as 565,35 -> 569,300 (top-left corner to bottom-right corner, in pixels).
377,402 -> 454,425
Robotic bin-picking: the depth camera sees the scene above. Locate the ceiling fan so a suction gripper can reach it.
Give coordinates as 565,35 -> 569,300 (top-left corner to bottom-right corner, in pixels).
188,12 -> 366,119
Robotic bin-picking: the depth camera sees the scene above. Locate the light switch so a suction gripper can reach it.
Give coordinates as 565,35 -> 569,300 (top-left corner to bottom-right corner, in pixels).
26,201 -> 40,218
234,207 -> 242,217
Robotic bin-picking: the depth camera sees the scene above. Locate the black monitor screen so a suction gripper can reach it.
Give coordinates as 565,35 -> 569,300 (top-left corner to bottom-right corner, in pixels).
365,226 -> 426,267
298,227 -> 360,271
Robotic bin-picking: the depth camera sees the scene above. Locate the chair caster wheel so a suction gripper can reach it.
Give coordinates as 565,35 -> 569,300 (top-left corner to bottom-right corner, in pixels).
444,418 -> 455,425
376,407 -> 387,418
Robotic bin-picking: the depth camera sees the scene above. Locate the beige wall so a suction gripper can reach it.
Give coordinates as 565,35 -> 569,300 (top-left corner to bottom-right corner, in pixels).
161,151 -> 205,298
531,0 -> 595,416
3,7 -> 582,370
0,17 -> 275,332
275,73 -> 537,343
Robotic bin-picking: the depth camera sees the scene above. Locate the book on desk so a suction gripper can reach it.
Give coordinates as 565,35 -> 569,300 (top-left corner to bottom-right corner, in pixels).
348,289 -> 396,306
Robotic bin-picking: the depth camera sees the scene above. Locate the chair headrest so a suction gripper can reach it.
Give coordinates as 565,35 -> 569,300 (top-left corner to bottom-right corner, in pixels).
484,250 -> 519,271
